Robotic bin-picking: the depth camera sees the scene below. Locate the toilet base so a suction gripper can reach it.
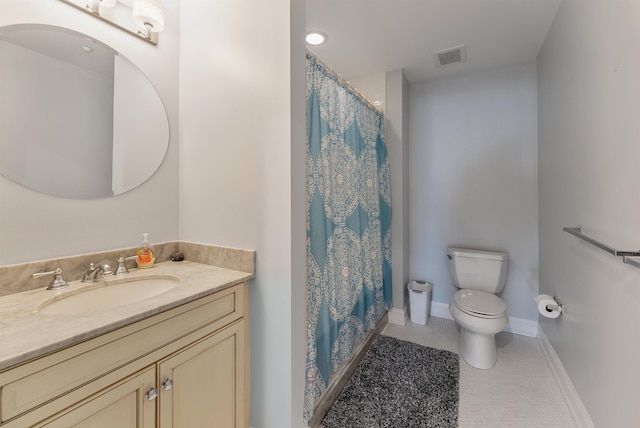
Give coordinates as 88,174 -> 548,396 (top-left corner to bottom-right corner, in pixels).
458,327 -> 498,370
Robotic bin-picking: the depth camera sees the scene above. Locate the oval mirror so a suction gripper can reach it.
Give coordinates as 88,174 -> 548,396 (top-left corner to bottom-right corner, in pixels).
0,24 -> 169,199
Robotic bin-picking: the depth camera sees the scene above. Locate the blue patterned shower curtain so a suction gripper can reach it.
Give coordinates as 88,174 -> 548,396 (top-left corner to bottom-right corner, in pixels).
304,53 -> 392,420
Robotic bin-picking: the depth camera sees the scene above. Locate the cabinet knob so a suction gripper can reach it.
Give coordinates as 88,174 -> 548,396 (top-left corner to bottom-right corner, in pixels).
162,379 -> 174,391
145,387 -> 159,401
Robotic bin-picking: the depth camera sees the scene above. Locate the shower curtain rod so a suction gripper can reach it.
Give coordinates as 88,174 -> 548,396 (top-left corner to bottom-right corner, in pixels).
306,48 -> 383,113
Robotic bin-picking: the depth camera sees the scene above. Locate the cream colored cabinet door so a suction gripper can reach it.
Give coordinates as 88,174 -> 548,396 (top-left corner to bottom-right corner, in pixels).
36,366 -> 156,428
159,320 -> 246,428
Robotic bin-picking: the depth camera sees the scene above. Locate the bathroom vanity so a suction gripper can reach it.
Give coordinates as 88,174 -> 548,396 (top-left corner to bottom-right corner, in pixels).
0,257 -> 252,428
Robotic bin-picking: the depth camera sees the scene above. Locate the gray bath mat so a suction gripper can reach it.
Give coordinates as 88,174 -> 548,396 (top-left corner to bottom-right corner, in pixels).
322,335 -> 459,428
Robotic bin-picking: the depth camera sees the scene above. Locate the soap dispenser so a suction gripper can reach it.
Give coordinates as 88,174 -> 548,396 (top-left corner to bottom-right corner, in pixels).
136,233 -> 155,269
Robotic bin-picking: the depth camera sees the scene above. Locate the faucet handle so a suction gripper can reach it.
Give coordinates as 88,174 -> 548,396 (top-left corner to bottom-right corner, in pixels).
32,268 -> 69,290
115,256 -> 137,275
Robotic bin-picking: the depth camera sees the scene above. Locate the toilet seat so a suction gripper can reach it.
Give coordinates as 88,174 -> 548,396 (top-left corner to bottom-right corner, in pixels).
452,289 -> 506,319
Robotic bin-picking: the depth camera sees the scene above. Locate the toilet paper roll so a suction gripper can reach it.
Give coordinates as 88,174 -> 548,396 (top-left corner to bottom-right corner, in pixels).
535,294 -> 561,319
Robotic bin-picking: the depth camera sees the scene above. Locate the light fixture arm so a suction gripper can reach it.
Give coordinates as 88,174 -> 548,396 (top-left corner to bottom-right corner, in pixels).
89,0 -> 100,14
139,24 -> 154,41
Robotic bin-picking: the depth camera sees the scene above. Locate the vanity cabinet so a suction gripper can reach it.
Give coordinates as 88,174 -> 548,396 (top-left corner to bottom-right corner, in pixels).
38,367 -> 156,428
0,282 -> 249,428
159,320 -> 245,427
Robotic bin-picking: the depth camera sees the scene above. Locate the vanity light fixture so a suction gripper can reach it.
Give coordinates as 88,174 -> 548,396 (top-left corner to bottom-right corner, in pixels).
59,0 -> 165,45
306,31 -> 327,46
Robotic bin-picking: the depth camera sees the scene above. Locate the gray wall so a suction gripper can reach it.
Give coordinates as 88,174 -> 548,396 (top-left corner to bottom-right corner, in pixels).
409,63 -> 539,334
538,0 -> 640,426
179,0 -> 307,426
385,69 -> 411,319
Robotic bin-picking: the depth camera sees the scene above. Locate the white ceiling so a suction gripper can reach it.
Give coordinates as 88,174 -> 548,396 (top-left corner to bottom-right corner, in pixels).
306,0 -> 563,84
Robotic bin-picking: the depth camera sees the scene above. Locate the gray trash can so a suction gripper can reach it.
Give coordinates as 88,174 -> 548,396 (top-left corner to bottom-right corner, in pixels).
408,281 -> 432,325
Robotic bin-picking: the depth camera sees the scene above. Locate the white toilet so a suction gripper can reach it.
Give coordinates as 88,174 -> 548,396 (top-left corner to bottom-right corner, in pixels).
447,246 -> 509,369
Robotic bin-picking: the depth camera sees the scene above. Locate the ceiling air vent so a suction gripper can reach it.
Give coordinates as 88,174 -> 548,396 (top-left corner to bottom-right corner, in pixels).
433,45 -> 467,67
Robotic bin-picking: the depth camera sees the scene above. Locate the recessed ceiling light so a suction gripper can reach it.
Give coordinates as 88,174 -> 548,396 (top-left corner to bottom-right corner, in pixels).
306,31 -> 327,46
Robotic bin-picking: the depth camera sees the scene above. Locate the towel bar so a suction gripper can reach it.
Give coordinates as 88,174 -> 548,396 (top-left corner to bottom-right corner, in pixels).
623,257 -> 640,268
563,226 -> 640,268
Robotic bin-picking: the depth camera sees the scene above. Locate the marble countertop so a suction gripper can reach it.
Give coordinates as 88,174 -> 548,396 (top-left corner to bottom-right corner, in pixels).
0,260 -> 253,371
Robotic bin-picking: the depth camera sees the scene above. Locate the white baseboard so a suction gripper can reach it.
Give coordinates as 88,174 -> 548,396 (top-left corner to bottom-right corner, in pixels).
388,306 -> 408,325
537,327 -> 595,428
430,301 -> 454,321
430,301 -> 538,338
505,317 -> 538,338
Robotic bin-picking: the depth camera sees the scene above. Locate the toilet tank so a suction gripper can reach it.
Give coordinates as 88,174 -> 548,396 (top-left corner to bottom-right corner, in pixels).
447,247 -> 509,293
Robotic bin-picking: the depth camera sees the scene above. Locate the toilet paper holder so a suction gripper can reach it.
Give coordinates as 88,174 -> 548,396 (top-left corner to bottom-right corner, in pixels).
545,296 -> 564,314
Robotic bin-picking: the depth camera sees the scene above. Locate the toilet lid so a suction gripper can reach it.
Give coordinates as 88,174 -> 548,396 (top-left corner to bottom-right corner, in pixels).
453,289 -> 506,317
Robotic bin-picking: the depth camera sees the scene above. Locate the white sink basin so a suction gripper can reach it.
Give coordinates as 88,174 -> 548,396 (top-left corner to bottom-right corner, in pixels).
38,277 -> 179,316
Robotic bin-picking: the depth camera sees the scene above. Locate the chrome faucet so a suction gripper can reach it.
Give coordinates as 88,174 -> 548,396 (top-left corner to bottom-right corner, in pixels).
81,263 -> 112,283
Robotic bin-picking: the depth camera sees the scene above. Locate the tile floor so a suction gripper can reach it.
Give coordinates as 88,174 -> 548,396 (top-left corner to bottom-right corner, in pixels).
382,317 -> 577,428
